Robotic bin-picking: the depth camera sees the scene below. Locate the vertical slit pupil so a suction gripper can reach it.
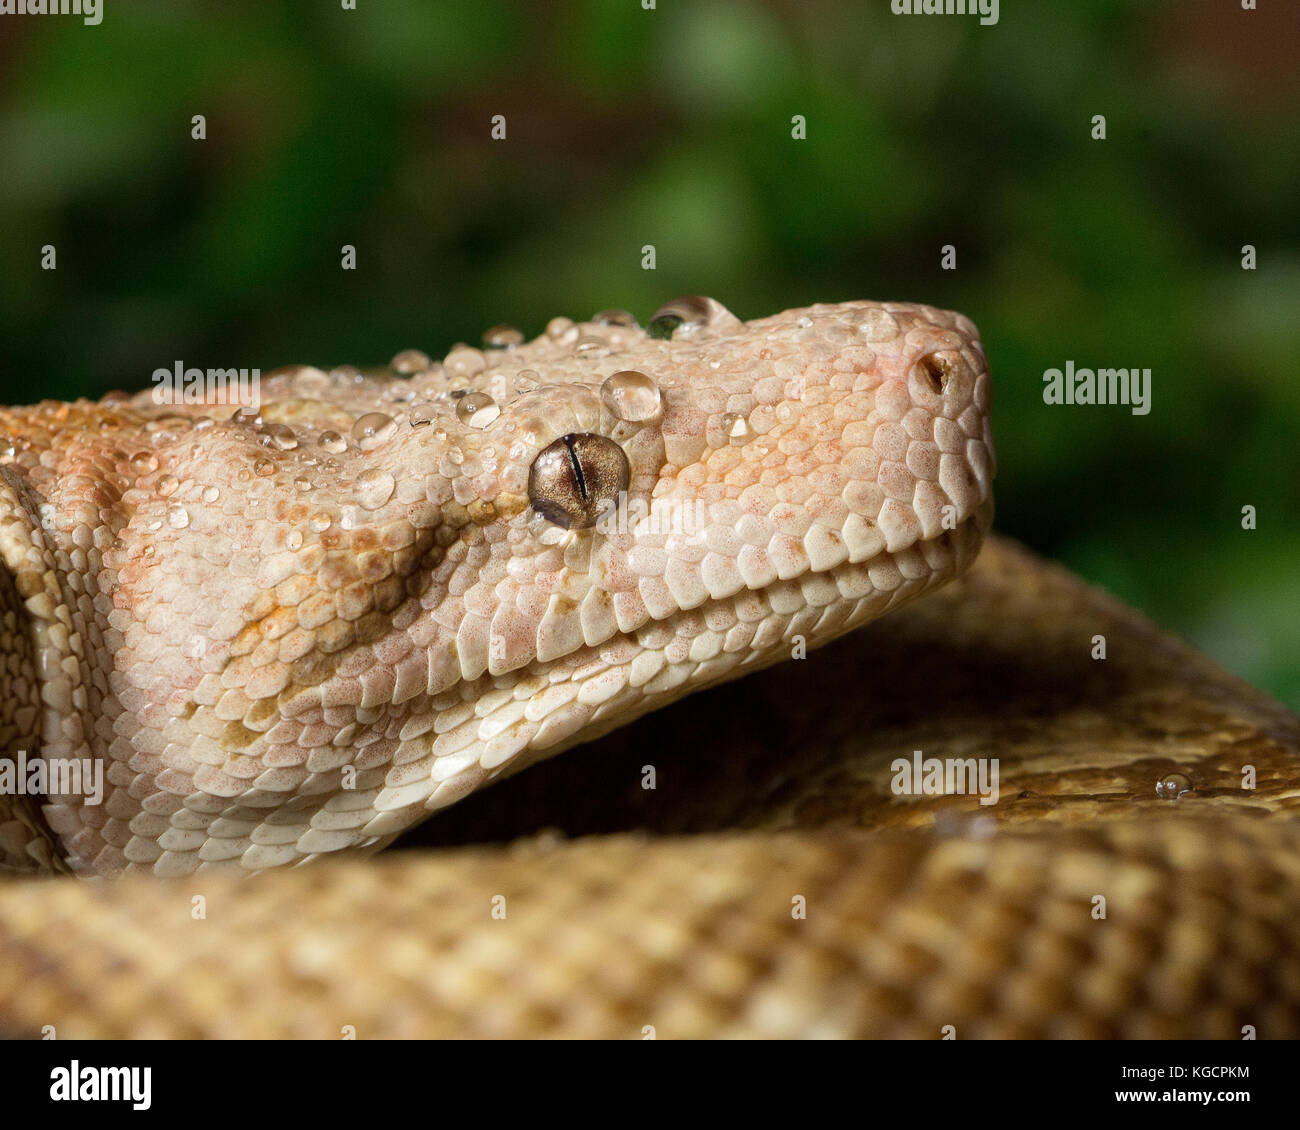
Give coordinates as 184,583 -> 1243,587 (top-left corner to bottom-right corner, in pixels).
562,434 -> 587,500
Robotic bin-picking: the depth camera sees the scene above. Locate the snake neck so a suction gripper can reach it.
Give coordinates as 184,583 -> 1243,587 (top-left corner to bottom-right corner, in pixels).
0,467 -> 69,872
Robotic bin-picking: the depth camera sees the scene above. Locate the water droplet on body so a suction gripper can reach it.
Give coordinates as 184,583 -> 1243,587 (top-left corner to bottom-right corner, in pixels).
1156,772 -> 1193,800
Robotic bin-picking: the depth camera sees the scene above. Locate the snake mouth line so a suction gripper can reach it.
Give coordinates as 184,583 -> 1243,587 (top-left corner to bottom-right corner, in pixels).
689,502 -> 993,664
643,498 -> 993,640
408,504 -> 993,812
474,504 -> 995,769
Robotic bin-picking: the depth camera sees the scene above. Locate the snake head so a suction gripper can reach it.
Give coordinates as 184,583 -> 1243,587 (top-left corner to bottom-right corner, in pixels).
0,298 -> 994,875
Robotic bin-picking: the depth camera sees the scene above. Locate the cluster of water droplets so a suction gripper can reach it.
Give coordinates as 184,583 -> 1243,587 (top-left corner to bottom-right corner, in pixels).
124,302 -> 758,526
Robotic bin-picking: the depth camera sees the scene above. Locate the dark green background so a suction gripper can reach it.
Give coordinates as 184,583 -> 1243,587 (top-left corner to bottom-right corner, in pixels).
0,0 -> 1296,703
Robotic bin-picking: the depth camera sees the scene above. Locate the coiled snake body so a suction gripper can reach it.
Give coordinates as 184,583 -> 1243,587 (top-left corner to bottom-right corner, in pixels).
0,299 -> 1296,1037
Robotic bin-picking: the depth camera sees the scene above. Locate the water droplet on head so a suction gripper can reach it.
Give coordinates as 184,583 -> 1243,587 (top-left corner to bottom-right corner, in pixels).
444,347 -> 487,378
147,415 -> 193,440
721,412 -> 753,445
295,476 -> 313,493
290,367 -> 331,394
330,365 -> 364,385
310,512 -> 332,532
391,349 -> 431,374
355,467 -> 395,510
166,505 -> 190,529
409,401 -> 436,428
130,452 -> 159,474
857,308 -> 900,343
600,370 -> 662,422
593,309 -> 638,329
286,530 -> 304,551
351,412 -> 397,451
202,485 -> 220,503
455,391 -> 499,428
482,325 -> 524,350
647,313 -> 683,340
253,458 -> 275,477
230,406 -> 261,427
157,474 -> 179,497
1156,772 -> 1193,800
266,423 -> 299,451
545,316 -> 579,346
319,430 -> 348,454
574,335 -> 610,358
647,296 -> 735,340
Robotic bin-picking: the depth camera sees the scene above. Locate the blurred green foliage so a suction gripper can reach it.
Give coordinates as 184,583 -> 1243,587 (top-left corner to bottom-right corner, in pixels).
0,0 -> 1296,702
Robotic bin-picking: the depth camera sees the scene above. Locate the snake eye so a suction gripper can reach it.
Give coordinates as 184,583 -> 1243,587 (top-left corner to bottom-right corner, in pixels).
528,433 -> 629,529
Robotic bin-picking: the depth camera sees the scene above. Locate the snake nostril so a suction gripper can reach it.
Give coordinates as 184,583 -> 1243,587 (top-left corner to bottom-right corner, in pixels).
919,353 -> 950,395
